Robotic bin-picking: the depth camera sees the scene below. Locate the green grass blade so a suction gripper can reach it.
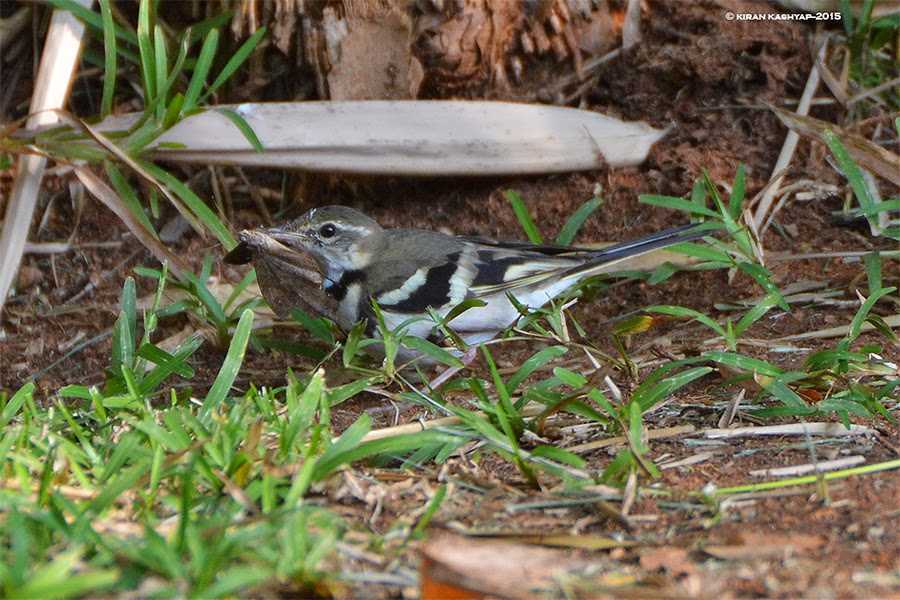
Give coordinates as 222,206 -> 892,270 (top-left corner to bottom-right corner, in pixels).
863,252 -> 882,293
186,10 -> 235,45
183,28 -> 219,113
1,383 -> 34,427
327,377 -> 378,406
633,366 -> 713,412
214,108 -> 266,153
183,273 -> 228,326
13,550 -> 118,599
530,445 -> 586,468
556,197 -> 601,246
848,286 -> 896,344
47,0 -> 139,46
412,484 -> 447,537
140,161 -> 235,247
729,164 -> 746,218
199,309 -> 254,421
713,459 -> 900,496
137,0 -> 157,105
88,456 -> 152,513
648,305 -> 728,338
203,27 -> 267,102
824,130 -> 877,220
839,0 -> 854,35
508,190 -> 542,243
104,161 -> 157,238
400,337 -> 464,368
733,294 -> 779,337
640,194 -> 720,218
153,25 -> 169,121
146,35 -> 188,122
704,351 -> 785,377
202,567 -> 270,599
313,415 -> 372,480
667,241 -> 732,264
482,345 -> 524,434
123,277 -> 137,356
507,346 -> 568,395
737,262 -> 789,310
290,309 -> 335,345
98,0 -> 117,117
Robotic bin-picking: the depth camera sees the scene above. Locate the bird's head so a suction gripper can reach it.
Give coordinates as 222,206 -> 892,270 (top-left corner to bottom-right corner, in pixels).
266,205 -> 384,282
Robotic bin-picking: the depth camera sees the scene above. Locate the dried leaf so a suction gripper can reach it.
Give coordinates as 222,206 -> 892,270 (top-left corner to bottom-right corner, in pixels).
96,101 -> 667,175
773,108 -> 900,186
420,533 -> 589,600
226,229 -> 338,320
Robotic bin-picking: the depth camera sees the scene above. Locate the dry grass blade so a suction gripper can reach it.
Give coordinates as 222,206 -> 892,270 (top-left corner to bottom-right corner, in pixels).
73,166 -> 188,279
622,0 -> 642,49
658,451 -> 714,471
718,389 -> 746,428
751,39 -> 825,232
468,532 -> 639,551
703,423 -> 873,439
773,314 -> 900,341
95,101 -> 668,175
749,455 -> 866,477
567,424 -> 697,454
0,0 -> 92,317
773,108 -> 900,187
55,112 -> 206,237
348,404 -> 547,443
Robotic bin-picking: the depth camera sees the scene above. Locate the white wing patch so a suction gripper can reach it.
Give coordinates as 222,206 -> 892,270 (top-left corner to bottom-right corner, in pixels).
448,246 -> 478,305
376,268 -> 428,306
502,261 -> 567,283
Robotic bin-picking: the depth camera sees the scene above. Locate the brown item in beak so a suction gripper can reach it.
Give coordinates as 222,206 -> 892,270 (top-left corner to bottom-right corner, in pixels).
225,229 -> 339,320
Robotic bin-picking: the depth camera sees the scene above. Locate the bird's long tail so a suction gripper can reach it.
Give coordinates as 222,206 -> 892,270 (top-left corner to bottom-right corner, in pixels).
572,222 -> 710,278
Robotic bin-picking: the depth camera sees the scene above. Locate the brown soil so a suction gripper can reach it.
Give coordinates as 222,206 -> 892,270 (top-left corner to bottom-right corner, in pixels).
1,1 -> 898,598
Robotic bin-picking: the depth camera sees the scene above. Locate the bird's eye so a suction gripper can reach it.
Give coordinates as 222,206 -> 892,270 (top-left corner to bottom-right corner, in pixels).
319,223 -> 337,239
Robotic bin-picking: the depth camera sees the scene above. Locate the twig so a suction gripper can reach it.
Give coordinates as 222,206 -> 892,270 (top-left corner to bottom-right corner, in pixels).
749,456 -> 866,478
567,424 -> 696,454
658,451 -> 714,471
773,314 -> 900,342
752,35 -> 827,233
703,423 -> 874,439
717,389 -> 745,429
349,404 -> 547,444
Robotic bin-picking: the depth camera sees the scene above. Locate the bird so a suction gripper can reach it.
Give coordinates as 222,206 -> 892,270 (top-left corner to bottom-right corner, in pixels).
226,205 -> 707,363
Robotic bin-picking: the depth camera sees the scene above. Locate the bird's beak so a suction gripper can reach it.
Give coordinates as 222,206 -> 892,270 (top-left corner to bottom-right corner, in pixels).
223,228 -> 309,265
265,225 -> 311,245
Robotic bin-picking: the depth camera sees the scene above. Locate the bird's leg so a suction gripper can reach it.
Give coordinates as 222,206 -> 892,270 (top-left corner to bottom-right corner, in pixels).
422,347 -> 478,391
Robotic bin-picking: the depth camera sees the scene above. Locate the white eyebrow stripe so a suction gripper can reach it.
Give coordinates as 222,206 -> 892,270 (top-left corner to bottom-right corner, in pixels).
337,225 -> 370,233
377,267 -> 429,306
